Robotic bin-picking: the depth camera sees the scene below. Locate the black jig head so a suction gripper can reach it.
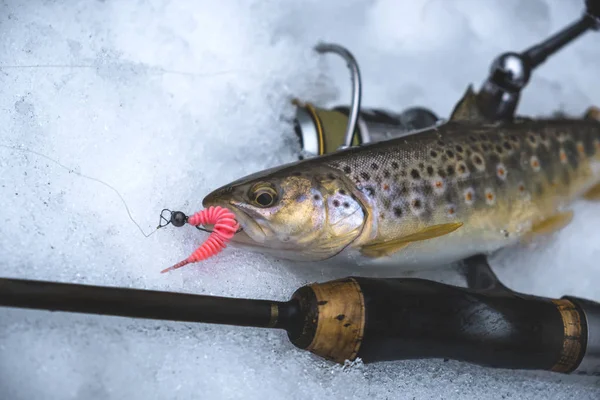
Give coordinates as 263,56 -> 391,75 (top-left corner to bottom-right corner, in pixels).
157,208 -> 213,233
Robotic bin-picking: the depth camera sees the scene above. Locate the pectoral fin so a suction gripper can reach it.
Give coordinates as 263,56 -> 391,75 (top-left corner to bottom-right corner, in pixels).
583,183 -> 600,201
360,222 -> 463,258
522,211 -> 573,243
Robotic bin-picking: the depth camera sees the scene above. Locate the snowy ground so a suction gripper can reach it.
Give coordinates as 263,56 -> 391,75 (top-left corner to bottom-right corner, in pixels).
1,0 -> 600,399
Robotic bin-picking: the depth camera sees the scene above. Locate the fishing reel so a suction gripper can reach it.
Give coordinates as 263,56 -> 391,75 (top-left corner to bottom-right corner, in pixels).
292,43 -> 440,159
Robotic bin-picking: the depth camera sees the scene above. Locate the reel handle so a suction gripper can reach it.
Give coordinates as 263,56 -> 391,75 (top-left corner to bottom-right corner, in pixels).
477,0 -> 599,121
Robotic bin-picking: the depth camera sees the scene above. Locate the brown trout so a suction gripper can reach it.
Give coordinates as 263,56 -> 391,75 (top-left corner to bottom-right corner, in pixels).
202,98 -> 600,269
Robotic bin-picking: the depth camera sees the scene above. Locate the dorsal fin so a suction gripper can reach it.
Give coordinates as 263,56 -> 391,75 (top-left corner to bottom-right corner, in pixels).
449,84 -> 488,122
584,106 -> 600,121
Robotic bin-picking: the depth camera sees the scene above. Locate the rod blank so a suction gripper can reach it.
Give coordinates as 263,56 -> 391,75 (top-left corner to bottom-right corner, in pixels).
0,277 -> 283,329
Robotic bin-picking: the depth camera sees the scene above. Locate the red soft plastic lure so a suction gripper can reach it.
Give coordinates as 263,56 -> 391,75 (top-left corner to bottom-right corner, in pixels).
161,206 -> 239,273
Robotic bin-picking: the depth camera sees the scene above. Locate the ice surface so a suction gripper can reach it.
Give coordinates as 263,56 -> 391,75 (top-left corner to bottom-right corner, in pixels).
1,0 -> 599,399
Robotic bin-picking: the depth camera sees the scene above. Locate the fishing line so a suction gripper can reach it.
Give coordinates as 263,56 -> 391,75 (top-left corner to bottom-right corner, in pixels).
0,143 -> 156,238
0,63 -> 244,79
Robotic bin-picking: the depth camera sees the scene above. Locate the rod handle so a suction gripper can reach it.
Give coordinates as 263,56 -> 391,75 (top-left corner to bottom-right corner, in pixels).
289,277 -> 596,374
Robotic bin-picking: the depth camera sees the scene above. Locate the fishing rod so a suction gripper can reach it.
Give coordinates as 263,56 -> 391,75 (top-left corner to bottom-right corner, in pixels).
293,0 -> 600,158
0,255 -> 598,375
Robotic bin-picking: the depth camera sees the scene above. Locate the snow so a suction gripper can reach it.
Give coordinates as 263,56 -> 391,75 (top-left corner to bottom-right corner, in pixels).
1,0 -> 600,399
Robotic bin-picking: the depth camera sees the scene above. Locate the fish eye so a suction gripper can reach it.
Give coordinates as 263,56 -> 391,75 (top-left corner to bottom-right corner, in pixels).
250,184 -> 278,207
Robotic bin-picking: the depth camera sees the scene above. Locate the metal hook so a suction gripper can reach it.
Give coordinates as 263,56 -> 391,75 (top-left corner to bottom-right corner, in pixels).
314,42 -> 363,150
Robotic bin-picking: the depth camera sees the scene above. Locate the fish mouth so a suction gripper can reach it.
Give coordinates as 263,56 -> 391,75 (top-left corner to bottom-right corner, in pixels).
202,192 -> 268,247
223,202 -> 269,246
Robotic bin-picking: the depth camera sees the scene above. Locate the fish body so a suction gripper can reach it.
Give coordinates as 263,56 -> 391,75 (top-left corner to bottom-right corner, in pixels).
203,114 -> 600,270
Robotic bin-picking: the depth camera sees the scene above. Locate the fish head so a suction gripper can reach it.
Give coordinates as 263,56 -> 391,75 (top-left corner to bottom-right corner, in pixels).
202,164 -> 366,261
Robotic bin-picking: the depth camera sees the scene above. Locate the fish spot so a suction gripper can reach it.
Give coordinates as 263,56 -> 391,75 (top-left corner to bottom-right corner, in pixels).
495,144 -> 504,154
455,145 -> 464,153
371,163 -> 379,170
327,173 -> 336,180
364,186 -> 375,197
446,204 -> 456,217
445,165 -> 454,177
361,172 -> 370,180
517,182 -> 530,200
464,188 -> 475,205
496,163 -> 507,180
410,196 -> 424,215
503,141 -> 512,151
391,161 -> 400,169
382,197 -> 391,210
469,135 -> 477,142
418,162 -> 425,170
481,143 -> 490,152
383,183 -> 390,191
559,148 -> 568,164
411,169 -> 421,179
313,194 -> 321,201
393,206 -> 403,218
527,134 -> 538,147
456,161 -> 469,178
399,183 -> 408,194
332,199 -> 340,207
339,189 -> 346,195
485,188 -> 495,205
437,140 -> 445,146
383,170 -> 391,179
432,179 -> 445,195
446,150 -> 455,159
471,153 -> 485,171
343,166 -> 351,174
343,202 -> 350,208
426,166 -> 434,176
509,135 -> 518,142
530,156 -> 541,171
